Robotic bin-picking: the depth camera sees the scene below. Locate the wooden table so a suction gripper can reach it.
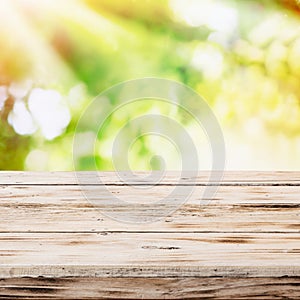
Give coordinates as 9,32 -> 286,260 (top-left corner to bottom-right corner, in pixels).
0,171 -> 299,299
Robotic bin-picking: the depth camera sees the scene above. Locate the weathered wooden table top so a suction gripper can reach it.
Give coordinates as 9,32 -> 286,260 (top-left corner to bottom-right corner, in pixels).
0,171 -> 299,299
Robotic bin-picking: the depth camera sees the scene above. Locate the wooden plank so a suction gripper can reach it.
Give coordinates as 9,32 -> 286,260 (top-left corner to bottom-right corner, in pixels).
0,185 -> 299,232
0,232 -> 299,277
1,277 -> 300,299
1,171 -> 300,185
0,171 -> 299,298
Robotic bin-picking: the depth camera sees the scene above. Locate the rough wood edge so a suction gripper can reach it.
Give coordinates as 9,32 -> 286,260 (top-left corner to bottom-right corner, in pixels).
1,265 -> 300,279
1,276 -> 299,299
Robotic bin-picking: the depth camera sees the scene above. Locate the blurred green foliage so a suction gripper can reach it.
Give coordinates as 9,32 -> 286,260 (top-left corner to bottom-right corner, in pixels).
0,0 -> 300,170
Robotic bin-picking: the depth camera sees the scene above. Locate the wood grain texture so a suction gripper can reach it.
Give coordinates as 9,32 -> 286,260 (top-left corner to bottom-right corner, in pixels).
1,277 -> 300,299
0,185 -> 299,232
1,171 -> 300,185
0,232 -> 299,274
0,171 -> 299,299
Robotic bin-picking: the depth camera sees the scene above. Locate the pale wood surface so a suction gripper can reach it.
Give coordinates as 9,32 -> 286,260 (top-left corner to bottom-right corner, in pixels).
0,171 -> 299,299
0,185 -> 299,232
1,171 -> 300,184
